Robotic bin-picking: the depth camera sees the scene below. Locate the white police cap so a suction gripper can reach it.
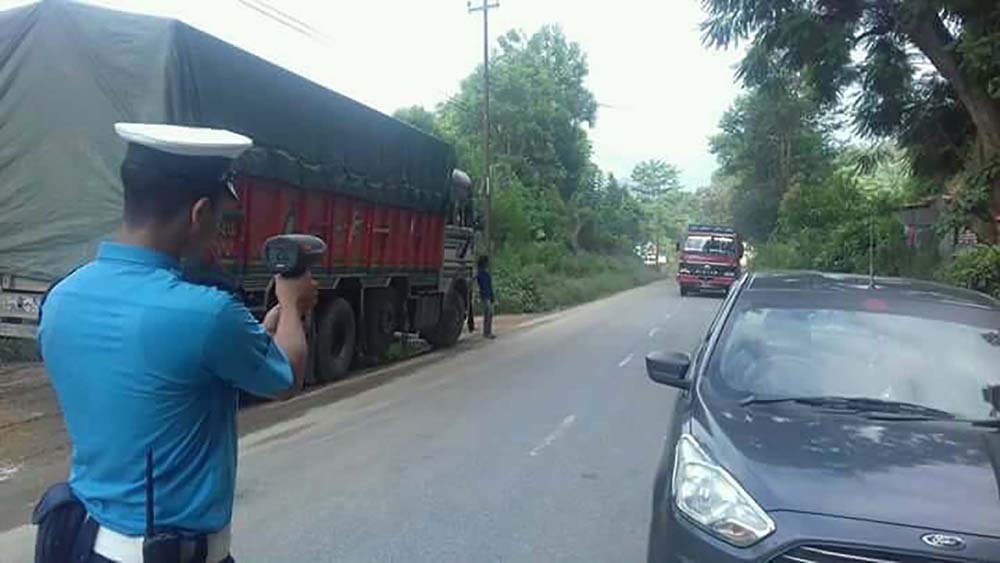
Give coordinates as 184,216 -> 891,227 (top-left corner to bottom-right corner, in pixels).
115,123 -> 252,158
115,123 -> 253,199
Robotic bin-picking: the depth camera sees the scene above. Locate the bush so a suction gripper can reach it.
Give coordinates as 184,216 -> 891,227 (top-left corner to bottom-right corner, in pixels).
488,244 -> 661,314
751,241 -> 807,270
938,244 -> 1000,299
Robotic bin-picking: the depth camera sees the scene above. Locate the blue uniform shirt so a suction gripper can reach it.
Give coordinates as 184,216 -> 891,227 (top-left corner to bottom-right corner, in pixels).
476,268 -> 494,301
38,242 -> 293,536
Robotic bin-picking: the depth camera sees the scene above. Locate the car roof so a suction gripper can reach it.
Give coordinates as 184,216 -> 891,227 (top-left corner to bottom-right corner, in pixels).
745,270 -> 999,311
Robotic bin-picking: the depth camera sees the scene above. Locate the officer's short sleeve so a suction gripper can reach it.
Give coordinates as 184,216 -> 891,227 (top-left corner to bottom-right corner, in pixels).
205,297 -> 293,397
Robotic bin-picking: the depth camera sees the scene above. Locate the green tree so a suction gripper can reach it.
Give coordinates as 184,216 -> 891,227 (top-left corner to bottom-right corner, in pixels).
437,25 -> 598,247
702,0 -> 1000,241
393,25 -> 660,314
392,105 -> 438,136
630,159 -> 681,201
576,173 -> 648,253
709,83 -> 835,242
693,177 -> 734,226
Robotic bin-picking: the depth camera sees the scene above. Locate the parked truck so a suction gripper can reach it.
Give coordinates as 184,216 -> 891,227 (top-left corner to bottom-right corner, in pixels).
676,224 -> 744,296
0,1 -> 476,381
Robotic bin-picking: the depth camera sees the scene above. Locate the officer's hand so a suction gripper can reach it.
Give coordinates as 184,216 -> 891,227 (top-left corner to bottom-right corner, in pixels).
274,273 -> 319,314
263,305 -> 281,335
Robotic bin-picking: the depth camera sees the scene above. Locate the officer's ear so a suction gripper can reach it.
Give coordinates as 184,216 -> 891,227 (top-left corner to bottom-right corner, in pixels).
189,196 -> 219,236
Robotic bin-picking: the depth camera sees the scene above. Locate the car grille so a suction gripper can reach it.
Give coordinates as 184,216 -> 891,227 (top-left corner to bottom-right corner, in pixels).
773,544 -> 963,563
684,263 -> 736,278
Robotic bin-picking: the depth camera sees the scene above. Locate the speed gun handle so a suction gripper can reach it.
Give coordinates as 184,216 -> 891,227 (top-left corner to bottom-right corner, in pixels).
263,234 -> 327,278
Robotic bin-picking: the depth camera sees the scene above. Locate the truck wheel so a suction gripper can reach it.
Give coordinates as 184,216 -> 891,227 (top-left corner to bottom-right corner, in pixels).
422,287 -> 466,349
364,288 -> 400,357
315,298 -> 356,382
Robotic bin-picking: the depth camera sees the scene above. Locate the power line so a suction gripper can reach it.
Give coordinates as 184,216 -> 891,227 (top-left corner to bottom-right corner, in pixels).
236,0 -> 334,46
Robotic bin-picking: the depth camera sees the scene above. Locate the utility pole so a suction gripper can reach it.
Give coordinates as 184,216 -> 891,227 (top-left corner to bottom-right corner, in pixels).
468,0 -> 498,257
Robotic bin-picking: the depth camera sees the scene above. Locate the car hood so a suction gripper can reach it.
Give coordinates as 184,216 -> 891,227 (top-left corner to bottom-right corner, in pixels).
693,397 -> 1000,538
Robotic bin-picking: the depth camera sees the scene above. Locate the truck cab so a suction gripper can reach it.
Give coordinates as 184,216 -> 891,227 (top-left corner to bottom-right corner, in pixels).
676,224 -> 743,296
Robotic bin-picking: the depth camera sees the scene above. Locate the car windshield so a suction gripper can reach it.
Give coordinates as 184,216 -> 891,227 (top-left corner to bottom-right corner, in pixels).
708,306 -> 1000,420
684,235 -> 736,255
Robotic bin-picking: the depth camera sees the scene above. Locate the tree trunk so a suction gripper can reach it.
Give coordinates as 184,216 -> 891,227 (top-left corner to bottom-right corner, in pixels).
901,11 -> 1000,242
569,211 -> 584,253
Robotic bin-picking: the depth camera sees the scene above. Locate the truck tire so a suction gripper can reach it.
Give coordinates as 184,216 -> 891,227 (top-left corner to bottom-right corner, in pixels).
364,288 -> 400,358
422,287 -> 466,349
315,298 -> 356,382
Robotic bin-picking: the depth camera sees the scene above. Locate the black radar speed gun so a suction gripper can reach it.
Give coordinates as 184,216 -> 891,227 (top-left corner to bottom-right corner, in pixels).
264,234 -> 327,278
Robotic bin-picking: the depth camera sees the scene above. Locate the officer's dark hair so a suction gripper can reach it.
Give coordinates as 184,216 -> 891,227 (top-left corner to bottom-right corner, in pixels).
121,162 -> 222,226
477,255 -> 489,269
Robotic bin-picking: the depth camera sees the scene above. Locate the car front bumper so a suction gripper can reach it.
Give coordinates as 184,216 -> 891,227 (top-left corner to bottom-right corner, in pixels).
676,273 -> 736,290
649,506 -> 1000,563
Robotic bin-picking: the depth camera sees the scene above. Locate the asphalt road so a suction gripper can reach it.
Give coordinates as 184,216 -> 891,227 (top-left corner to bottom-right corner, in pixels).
0,281 -> 721,562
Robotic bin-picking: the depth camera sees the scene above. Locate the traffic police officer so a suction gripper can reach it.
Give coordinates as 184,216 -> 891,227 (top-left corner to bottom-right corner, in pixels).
34,123 -> 317,562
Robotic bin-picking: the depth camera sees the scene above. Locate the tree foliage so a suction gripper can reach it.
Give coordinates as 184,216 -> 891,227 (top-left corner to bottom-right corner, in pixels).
431,25 -> 659,259
709,81 -> 835,242
693,178 -> 734,226
391,25 -> 664,314
702,0 -> 1000,242
439,26 -> 597,204
711,81 -> 932,278
392,105 -> 438,136
630,159 -> 681,201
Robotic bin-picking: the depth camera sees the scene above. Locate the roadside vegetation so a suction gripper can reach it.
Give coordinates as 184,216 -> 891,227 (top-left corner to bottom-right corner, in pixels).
697,1 -> 1000,297
400,3 -> 1000,307
395,28 -> 721,314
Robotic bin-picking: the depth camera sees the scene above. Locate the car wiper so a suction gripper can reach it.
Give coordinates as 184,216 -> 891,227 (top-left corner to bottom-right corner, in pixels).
838,397 -> 956,419
740,395 -> 844,407
740,395 -> 956,419
970,418 -> 1000,429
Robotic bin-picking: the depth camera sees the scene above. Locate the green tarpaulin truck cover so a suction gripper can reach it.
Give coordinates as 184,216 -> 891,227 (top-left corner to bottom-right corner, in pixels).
0,0 -> 457,281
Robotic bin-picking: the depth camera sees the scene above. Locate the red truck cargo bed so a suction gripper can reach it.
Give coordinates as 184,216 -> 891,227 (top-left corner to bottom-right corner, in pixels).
217,177 -> 445,279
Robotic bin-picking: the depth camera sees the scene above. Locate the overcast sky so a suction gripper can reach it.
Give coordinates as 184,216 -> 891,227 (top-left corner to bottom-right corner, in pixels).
24,0 -> 746,188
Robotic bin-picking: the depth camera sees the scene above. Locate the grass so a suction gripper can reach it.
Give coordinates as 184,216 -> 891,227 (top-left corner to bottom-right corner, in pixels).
490,246 -> 662,314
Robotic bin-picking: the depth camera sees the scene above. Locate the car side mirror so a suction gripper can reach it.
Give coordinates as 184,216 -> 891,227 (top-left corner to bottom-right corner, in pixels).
646,351 -> 692,390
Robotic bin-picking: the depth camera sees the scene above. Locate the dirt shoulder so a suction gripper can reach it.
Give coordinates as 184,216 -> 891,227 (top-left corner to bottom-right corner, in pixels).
0,313 -> 547,532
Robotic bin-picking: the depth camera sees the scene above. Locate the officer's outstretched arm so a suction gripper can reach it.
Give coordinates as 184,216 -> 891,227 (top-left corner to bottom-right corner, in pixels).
268,303 -> 306,400
206,300 -> 300,400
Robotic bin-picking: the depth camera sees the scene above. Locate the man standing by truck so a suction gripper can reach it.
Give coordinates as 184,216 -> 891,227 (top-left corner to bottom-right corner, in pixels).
476,255 -> 496,339
33,124 -> 317,563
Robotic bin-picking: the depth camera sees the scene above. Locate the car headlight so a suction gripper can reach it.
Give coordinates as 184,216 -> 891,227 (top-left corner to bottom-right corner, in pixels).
672,434 -> 774,547
722,270 -> 736,277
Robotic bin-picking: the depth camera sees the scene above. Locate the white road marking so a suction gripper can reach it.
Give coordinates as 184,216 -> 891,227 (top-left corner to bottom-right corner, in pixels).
0,463 -> 20,483
648,327 -> 661,338
664,313 -> 672,320
618,353 -> 634,368
529,415 -> 577,457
